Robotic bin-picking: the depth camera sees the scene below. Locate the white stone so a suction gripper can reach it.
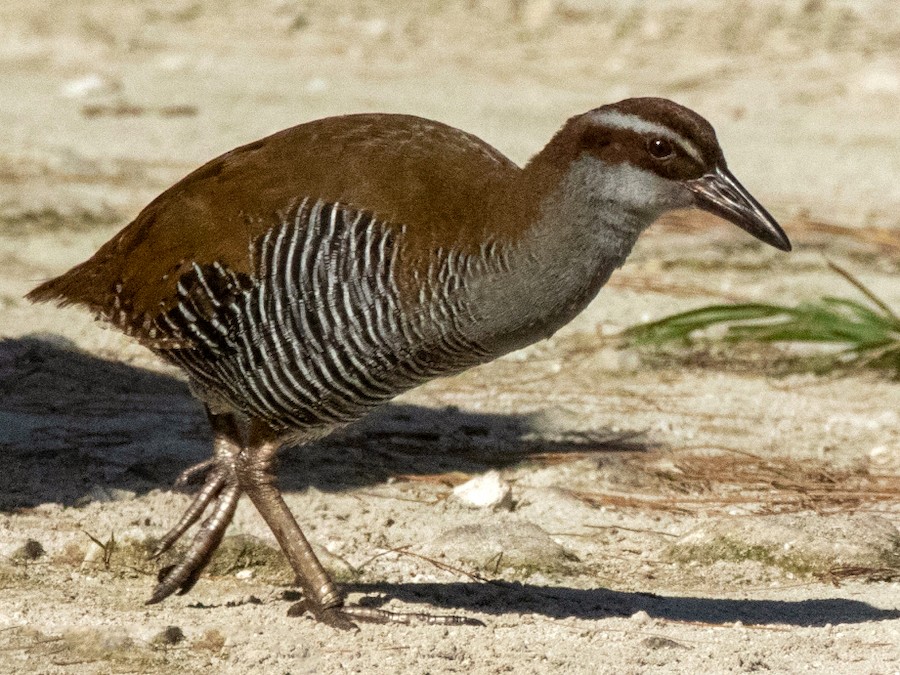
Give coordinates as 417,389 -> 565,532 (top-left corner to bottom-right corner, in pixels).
452,470 -> 512,510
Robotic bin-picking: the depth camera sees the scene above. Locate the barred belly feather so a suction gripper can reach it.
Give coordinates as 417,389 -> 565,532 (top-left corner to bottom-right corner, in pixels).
153,199 -> 492,433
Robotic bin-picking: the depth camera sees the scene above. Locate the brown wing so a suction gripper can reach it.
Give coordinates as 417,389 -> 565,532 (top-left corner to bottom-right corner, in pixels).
28,113 -> 519,331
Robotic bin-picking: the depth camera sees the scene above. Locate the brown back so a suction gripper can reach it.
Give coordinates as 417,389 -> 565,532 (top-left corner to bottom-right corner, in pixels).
29,114 -> 521,321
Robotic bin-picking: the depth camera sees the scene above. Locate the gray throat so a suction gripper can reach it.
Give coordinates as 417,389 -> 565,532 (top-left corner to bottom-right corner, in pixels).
470,161 -> 662,357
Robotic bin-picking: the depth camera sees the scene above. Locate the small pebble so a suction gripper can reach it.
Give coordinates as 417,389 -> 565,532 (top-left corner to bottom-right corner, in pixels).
151,626 -> 185,647
12,539 -> 45,561
641,635 -> 686,650
631,610 -> 651,624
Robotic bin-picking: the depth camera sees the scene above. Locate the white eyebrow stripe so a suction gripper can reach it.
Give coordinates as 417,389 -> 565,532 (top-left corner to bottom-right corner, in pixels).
592,110 -> 704,164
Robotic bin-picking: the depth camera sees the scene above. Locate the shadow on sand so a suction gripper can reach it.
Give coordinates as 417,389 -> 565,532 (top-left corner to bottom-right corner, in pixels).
3,336 -> 896,628
345,580 -> 900,627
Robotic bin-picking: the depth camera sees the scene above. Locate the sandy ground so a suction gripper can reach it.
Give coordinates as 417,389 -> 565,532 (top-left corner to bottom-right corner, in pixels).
1,1 -> 899,673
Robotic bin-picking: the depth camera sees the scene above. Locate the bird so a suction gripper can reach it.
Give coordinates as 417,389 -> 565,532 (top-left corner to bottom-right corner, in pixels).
28,97 -> 790,629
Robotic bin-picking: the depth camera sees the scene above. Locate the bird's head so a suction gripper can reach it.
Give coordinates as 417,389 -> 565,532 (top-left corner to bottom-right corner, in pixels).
544,97 -> 790,251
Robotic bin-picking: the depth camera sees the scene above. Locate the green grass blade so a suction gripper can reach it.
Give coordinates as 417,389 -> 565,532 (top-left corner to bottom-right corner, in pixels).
622,303 -> 788,344
621,264 -> 899,377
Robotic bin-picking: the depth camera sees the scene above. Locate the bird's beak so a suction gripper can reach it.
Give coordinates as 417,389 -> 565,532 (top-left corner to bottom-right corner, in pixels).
687,166 -> 791,252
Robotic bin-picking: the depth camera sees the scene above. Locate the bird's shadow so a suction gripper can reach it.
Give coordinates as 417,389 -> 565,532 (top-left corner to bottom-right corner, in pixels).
2,336 -> 897,629
343,581 -> 900,627
0,335 -> 645,508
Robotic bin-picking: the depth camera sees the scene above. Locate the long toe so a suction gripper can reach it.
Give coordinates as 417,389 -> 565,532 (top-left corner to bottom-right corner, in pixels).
173,457 -> 218,488
147,482 -> 241,604
150,468 -> 227,559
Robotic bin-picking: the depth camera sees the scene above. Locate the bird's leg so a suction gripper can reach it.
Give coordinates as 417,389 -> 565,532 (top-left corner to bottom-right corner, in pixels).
146,409 -> 244,604
237,422 -> 484,630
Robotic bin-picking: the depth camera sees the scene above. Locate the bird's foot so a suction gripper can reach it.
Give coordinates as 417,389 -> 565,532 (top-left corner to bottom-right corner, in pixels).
150,465 -> 227,559
286,599 -> 485,629
147,466 -> 242,604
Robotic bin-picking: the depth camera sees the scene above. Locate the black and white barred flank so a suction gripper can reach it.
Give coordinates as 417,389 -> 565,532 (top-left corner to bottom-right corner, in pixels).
152,198 -> 496,432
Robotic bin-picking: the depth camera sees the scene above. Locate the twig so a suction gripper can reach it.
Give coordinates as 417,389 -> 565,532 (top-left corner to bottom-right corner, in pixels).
83,531 -> 116,569
392,548 -> 493,583
354,545 -> 412,573
583,524 -> 678,538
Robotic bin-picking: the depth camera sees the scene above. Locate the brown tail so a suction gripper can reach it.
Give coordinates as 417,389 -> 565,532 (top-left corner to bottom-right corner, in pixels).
26,258 -> 109,312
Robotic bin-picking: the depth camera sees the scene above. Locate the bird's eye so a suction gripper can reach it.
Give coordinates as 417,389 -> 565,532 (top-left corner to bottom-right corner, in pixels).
647,138 -> 675,159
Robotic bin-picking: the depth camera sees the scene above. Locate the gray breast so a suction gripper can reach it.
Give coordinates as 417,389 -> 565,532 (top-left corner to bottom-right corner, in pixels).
153,198 -> 492,432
